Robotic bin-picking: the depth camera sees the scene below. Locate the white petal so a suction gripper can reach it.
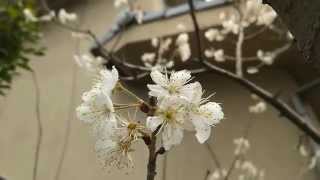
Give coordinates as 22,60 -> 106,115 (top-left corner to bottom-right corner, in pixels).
179,82 -> 202,102
146,116 -> 163,131
162,125 -> 184,150
189,113 -> 211,143
199,102 -> 224,125
76,105 -> 96,123
169,70 -> 191,87
195,127 -> 211,144
147,84 -> 169,98
150,70 -> 169,87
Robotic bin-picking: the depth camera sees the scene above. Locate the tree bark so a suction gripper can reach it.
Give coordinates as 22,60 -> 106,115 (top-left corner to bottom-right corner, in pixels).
263,0 -> 320,68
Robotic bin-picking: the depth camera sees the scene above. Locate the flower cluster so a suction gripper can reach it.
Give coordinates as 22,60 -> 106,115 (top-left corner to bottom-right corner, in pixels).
76,67 -> 224,169
203,0 -> 291,75
77,67 -> 149,169
23,8 -> 77,24
147,69 -> 224,150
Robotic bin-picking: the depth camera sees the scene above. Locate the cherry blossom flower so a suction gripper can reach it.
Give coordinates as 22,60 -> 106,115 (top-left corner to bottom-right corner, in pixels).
95,119 -> 138,169
176,33 -> 191,62
249,101 -> 267,114
205,28 -> 225,42
76,88 -> 115,124
257,50 -> 275,65
147,69 -> 198,101
58,9 -> 77,24
98,67 -> 120,96
186,84 -> 224,143
146,97 -> 187,150
234,137 -> 250,155
76,67 -> 119,124
74,54 -> 104,73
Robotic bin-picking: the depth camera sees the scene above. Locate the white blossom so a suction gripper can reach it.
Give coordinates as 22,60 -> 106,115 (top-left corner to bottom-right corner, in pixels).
308,150 -> 320,169
76,88 -> 115,124
241,161 -> 258,177
187,84 -> 224,143
213,49 -> 226,62
76,67 -> 119,124
114,0 -> 128,8
147,97 -> 187,150
23,8 -> 38,22
58,9 -> 78,24
221,15 -> 240,35
151,38 -> 159,47
247,67 -> 259,74
176,33 -> 191,62
147,69 -> 197,101
207,170 -> 221,180
39,11 -> 56,22
249,101 -> 267,114
234,137 -> 250,155
257,50 -> 275,65
141,53 -> 156,63
95,118 -> 146,169
205,28 -> 224,42
74,54 -> 104,73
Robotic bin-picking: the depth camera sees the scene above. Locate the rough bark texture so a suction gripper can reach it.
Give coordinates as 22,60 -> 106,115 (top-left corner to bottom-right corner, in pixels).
263,0 -> 320,68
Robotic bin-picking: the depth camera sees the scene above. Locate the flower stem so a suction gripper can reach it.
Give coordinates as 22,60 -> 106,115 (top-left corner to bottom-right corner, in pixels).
118,83 -> 147,104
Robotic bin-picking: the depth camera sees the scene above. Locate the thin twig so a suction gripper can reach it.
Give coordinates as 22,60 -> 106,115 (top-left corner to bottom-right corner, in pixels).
31,71 -> 42,180
205,142 -> 222,171
53,64 -> 78,180
188,0 -> 204,60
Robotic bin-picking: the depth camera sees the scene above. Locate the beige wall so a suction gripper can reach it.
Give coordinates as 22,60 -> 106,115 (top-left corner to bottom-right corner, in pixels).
0,0 -> 317,180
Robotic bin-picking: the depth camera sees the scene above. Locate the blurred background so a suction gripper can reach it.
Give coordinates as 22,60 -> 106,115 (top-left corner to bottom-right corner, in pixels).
0,0 -> 319,180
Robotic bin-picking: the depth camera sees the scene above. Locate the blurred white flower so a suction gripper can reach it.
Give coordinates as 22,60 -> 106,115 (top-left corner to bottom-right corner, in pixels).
39,11 -> 56,22
176,33 -> 191,61
249,101 -> 267,114
151,38 -> 159,47
58,9 -> 77,24
256,6 -> 277,26
74,54 -> 104,73
205,28 -> 224,42
221,15 -> 239,34
308,150 -> 320,169
177,23 -> 187,31
141,53 -> 156,63
241,161 -> 258,177
23,8 -> 38,22
114,0 -> 128,8
213,49 -> 225,62
299,144 -> 309,157
247,67 -> 259,74
234,137 -> 250,155
207,170 -> 221,180
257,50 -> 275,65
